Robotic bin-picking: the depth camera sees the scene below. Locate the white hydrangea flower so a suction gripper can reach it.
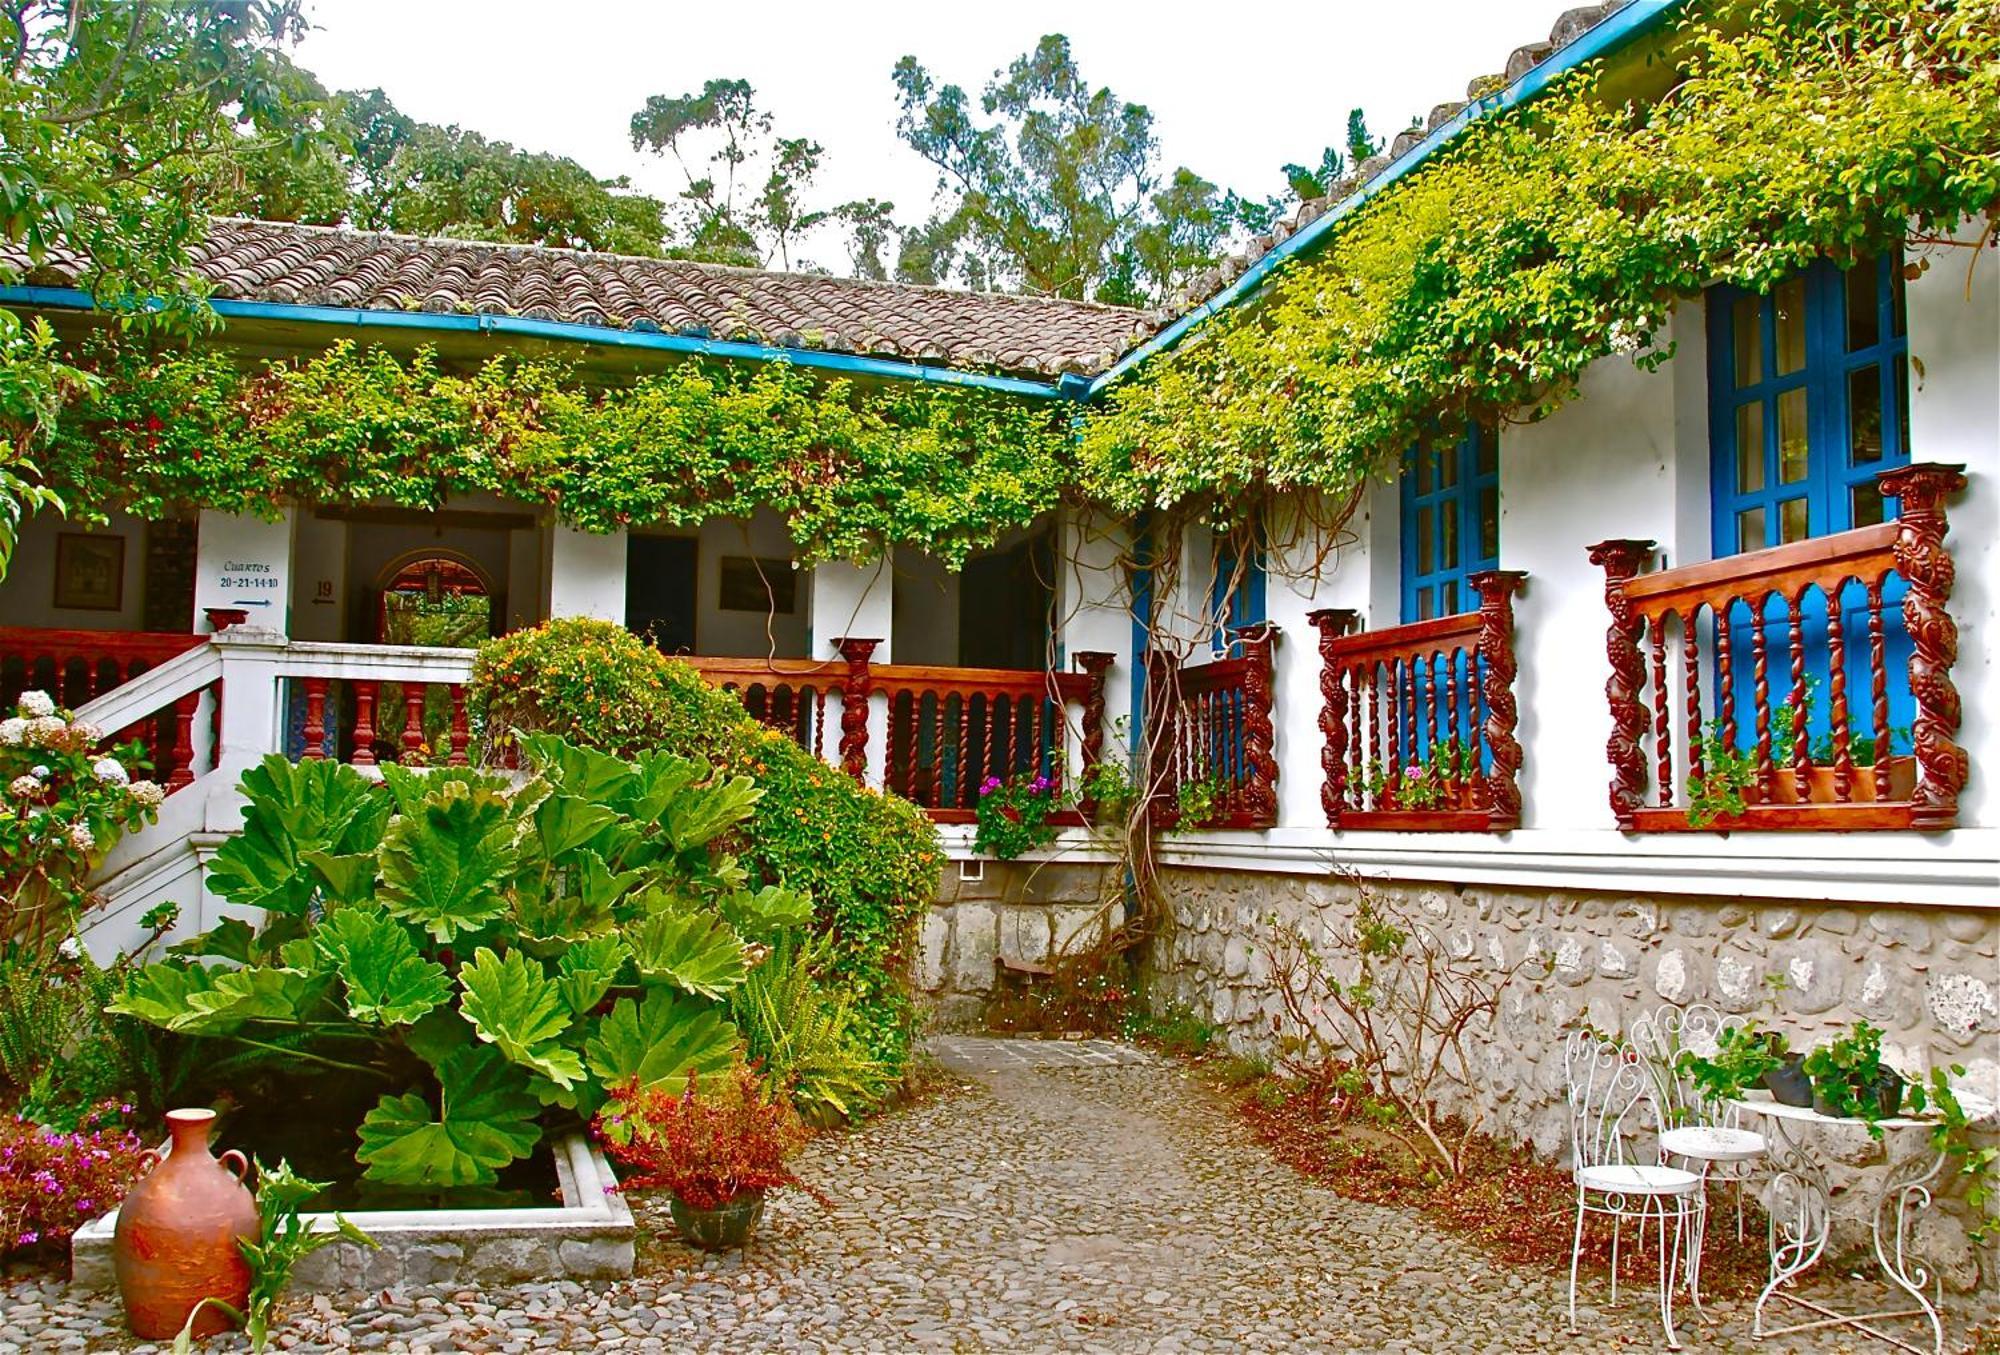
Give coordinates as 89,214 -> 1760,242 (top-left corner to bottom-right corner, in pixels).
23,717 -> 66,747
127,780 -> 165,807
69,720 -> 101,746
67,823 -> 95,852
15,690 -> 55,719
28,764 -> 50,781
56,937 -> 81,961
0,718 -> 24,746
7,775 -> 38,800
92,757 -> 129,786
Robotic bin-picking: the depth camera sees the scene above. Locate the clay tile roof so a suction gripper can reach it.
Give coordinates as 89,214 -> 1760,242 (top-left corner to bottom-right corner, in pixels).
10,217 -> 1156,380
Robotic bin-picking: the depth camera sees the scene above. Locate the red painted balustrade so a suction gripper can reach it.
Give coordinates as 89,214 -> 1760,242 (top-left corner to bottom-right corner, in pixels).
1307,570 -> 1527,833
0,629 -> 212,788
1144,624 -> 1278,831
294,676 -> 474,768
1590,462 -> 1966,833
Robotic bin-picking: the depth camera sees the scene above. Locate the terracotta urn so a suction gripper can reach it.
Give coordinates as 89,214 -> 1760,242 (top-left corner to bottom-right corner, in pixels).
112,1109 -> 260,1339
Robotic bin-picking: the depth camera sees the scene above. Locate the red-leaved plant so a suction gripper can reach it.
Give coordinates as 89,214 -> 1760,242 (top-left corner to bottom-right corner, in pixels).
593,1067 -> 826,1210
0,1103 -> 147,1254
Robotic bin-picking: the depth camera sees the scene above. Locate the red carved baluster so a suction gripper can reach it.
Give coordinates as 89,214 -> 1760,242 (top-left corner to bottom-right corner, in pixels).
1588,540 -> 1654,830
1683,607 -> 1704,794
1234,624 -> 1279,827
301,677 -> 329,761
1307,610 -> 1357,828
1826,583 -> 1853,802
165,692 -> 200,790
1366,660 -> 1385,812
351,680 -> 379,767
1718,602 -> 1738,755
1384,659 -> 1404,806
1145,650 -> 1182,828
1786,591 -> 1810,801
1868,576 -> 1890,764
1750,594 -> 1774,800
834,637 -> 878,782
1346,665 -> 1363,812
1649,619 -> 1671,807
1419,649 -> 1437,784
812,688 -> 827,761
448,685 -> 470,766
1879,462 -> 1968,829
954,692 -> 972,808
1471,570 -> 1526,831
1074,652 -> 1114,820
403,682 -> 428,763
1444,647 -> 1463,804
928,692 -> 947,807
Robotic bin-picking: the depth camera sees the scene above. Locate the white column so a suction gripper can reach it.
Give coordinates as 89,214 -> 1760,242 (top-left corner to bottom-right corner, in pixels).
199,627 -> 289,831
193,509 -> 295,633
807,555 -> 893,787
1265,494 -> 1372,830
1906,212 -> 1998,829
546,525 -> 628,624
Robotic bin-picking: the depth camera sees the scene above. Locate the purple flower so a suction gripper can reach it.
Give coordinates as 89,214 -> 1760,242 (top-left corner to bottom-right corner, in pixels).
978,777 -> 1003,796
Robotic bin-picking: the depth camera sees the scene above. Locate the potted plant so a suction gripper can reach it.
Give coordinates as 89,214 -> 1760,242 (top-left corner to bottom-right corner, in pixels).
1759,1032 -> 1814,1107
972,773 -> 1064,858
1675,1025 -> 1785,1105
1801,1021 -> 1906,1123
594,1067 -> 822,1252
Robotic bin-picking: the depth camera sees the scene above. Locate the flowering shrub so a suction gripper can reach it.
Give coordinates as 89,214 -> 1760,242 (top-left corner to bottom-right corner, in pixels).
594,1067 -> 821,1210
0,1103 -> 146,1255
972,772 -> 1065,859
0,692 -> 162,947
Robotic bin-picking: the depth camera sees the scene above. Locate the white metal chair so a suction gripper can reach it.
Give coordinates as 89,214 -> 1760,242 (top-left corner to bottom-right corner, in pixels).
1564,1029 -> 1704,1349
1630,1002 -> 1769,1312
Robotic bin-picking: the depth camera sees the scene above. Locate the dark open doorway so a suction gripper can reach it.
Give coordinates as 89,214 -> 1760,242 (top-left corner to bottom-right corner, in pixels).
627,535 -> 698,654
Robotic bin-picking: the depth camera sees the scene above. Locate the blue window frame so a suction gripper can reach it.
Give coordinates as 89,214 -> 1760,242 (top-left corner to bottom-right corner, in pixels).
1401,421 -> 1498,624
1210,529 -> 1266,657
1708,254 -> 1910,552
1706,254 -> 1915,758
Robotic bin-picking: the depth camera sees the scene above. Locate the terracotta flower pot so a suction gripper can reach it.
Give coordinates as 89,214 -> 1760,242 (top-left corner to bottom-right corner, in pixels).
669,1188 -> 765,1251
112,1109 -> 259,1339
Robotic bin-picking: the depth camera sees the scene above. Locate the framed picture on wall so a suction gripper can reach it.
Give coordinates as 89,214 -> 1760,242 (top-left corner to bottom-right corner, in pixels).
718,556 -> 796,614
53,533 -> 124,611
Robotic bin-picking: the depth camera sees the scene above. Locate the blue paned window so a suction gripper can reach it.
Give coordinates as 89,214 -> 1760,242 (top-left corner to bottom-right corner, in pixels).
1210,529 -> 1266,656
1706,254 -> 1915,759
1401,421 -> 1499,624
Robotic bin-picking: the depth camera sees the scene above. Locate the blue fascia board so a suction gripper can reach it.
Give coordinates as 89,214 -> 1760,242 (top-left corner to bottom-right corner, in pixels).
0,285 -> 1076,402
1083,0 -> 1690,398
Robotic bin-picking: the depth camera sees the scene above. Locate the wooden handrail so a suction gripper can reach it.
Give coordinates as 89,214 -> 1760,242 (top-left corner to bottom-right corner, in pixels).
1143,624 -> 1278,831
1308,570 -> 1526,833
1590,462 -> 1966,833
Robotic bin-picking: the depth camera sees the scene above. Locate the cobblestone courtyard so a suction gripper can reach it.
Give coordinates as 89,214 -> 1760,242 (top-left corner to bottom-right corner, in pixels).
2,1037 -> 1991,1353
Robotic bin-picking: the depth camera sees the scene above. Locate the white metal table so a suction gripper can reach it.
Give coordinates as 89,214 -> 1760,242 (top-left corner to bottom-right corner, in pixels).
1729,1092 -> 1977,1355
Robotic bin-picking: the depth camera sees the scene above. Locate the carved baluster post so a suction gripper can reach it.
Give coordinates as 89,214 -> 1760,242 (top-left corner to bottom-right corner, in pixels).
1306,609 -> 1359,829
402,682 -> 428,763
1072,651 -> 1115,821
165,691 -> 200,791
448,685 -> 471,766
1878,462 -> 1968,830
1144,649 -> 1183,829
1470,570 -> 1527,831
301,677 -> 329,761
350,680 -> 379,767
1588,541 -> 1655,831
1232,623 -> 1279,827
833,637 -> 878,783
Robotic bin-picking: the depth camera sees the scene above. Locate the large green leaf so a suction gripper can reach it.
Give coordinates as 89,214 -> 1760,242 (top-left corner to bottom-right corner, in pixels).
110,961 -> 329,1034
456,948 -> 583,1089
378,763 -> 513,818
314,906 -> 452,1026
534,793 -> 621,862
721,884 -> 815,941
107,962 -> 230,1031
206,755 -> 389,914
625,906 -> 747,999
302,850 -> 379,907
555,934 -> 630,1017
584,991 -> 739,1091
658,772 -> 762,854
377,782 -> 519,943
356,1044 -> 542,1188
624,751 -> 701,823
520,734 -> 639,803
165,915 -> 307,965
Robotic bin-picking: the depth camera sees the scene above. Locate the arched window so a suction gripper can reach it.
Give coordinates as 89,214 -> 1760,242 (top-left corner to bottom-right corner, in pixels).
375,555 -> 494,648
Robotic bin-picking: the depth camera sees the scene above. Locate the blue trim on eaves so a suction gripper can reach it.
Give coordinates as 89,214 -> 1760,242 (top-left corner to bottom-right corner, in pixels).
1083,0 -> 1689,397
0,285 -> 1077,401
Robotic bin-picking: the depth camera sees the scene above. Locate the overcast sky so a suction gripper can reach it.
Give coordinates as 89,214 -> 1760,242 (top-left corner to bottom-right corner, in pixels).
293,0 -> 1560,271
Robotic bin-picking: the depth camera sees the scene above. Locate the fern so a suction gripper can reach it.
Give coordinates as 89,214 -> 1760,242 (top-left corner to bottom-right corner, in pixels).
731,933 -> 884,1122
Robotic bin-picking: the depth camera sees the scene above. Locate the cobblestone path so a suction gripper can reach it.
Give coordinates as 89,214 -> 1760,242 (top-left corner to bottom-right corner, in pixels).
2,1036 -> 1991,1352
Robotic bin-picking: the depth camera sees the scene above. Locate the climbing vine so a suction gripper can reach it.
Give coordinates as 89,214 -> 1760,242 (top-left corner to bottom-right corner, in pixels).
1080,0 -> 2000,523
30,339 -> 1076,567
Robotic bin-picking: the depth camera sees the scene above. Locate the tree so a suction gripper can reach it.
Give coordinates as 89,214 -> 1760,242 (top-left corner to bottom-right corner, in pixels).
1281,147 -> 1346,202
1345,108 -> 1380,167
228,83 -> 673,255
630,77 -> 883,272
0,0 -> 319,578
889,34 -> 1268,307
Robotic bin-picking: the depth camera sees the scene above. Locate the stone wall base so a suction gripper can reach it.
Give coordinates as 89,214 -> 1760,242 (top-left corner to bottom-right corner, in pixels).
914,860 -> 1118,1030
1144,865 -> 1998,1291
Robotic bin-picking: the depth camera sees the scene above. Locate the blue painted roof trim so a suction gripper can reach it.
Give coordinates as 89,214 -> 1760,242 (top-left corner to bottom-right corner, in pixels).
1082,0 -> 1689,397
0,284 -> 1077,401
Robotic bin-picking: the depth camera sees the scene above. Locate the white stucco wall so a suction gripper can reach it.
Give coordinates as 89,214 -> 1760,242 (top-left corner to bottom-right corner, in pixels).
0,511 -> 154,632
194,509 -> 294,633
544,524 -> 628,624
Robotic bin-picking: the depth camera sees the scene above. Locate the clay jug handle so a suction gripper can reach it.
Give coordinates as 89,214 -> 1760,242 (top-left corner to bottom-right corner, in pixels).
220,1149 -> 250,1182
135,1148 -> 161,1176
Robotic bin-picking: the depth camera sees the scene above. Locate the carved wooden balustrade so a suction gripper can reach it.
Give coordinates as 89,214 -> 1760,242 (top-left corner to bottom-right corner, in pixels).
874,656 -> 1112,823
1591,462 -> 1966,833
679,655 -> 849,766
1307,571 -> 1527,832
285,645 -> 477,767
1145,624 -> 1278,830
0,628 -> 213,786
